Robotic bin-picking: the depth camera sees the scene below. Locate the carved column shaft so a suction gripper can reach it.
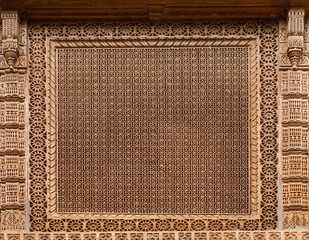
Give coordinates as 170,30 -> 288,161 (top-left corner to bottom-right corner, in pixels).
0,10 -> 27,231
280,8 -> 309,228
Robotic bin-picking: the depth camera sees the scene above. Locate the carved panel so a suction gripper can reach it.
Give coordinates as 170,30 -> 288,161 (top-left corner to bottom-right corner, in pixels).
282,99 -> 308,123
0,182 -> 25,206
281,71 -> 308,95
1,11 -> 19,70
47,38 -> 260,221
0,129 -> 25,152
55,46 -> 252,215
0,74 -> 25,98
0,156 -> 25,180
282,155 -> 309,179
0,102 -> 25,126
282,127 -> 308,150
28,22 -> 278,232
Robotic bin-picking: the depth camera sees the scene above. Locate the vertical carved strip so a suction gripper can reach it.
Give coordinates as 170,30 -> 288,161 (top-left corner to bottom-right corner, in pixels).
280,8 -> 309,228
0,10 -> 27,231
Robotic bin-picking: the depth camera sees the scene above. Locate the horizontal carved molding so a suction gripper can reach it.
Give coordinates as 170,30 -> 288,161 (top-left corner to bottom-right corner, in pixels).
0,231 -> 309,240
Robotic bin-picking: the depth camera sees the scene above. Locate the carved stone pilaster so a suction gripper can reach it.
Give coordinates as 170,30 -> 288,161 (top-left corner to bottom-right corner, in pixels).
0,10 -> 27,231
280,8 -> 309,229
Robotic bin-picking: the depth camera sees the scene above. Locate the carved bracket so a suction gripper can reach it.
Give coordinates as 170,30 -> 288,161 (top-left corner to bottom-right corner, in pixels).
287,9 -> 305,67
1,11 -> 19,71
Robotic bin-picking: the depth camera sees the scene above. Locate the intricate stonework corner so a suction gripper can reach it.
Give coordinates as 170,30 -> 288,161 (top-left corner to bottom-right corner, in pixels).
287,9 -> 305,67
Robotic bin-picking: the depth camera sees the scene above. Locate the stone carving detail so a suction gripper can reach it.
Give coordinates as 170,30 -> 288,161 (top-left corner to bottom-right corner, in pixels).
0,102 -> 25,126
0,182 -> 25,206
0,11 -> 27,231
288,10 -> 304,36
280,8 -> 309,228
282,127 -> 308,150
0,231 -> 308,239
0,129 -> 25,152
281,99 -> 308,122
287,9 -> 305,67
279,20 -> 287,43
56,46 -> 252,215
28,22 -> 278,232
0,210 -> 25,230
0,156 -> 25,179
1,11 -> 19,71
0,74 -> 25,98
281,71 -> 308,95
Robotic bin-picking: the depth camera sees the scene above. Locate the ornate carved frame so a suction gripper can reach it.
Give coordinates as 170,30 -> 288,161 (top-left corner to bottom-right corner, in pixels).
46,38 -> 258,220
28,22 -> 278,232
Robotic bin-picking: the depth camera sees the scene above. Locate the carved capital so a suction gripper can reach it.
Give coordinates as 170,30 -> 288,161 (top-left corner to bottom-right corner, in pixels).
288,9 -> 305,36
1,11 -> 19,71
287,8 -> 305,67
287,47 -> 303,67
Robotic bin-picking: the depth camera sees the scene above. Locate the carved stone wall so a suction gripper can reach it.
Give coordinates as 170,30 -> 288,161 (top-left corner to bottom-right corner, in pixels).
0,6 -> 308,239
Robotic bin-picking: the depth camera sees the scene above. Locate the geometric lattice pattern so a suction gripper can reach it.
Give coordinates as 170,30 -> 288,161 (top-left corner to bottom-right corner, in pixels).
57,47 -> 250,214
28,22 -> 278,232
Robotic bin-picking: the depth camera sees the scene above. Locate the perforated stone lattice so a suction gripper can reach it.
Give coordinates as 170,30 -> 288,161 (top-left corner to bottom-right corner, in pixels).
28,22 -> 278,232
56,47 -> 250,214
